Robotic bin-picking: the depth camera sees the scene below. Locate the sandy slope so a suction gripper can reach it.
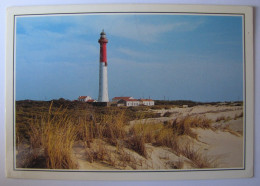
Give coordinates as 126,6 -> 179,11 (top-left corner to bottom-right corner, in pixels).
72,140 -> 192,170
131,105 -> 243,125
195,128 -> 243,168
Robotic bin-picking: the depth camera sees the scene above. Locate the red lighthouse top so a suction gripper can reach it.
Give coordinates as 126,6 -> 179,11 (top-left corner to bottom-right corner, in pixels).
99,30 -> 108,66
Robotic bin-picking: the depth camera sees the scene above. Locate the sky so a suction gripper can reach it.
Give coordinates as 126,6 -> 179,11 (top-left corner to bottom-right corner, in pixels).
15,13 -> 244,102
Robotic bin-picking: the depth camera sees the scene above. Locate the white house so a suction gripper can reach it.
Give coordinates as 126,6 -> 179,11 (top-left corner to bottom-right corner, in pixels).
112,96 -> 154,107
140,99 -> 155,106
78,96 -> 96,103
112,97 -> 134,103
117,98 -> 140,107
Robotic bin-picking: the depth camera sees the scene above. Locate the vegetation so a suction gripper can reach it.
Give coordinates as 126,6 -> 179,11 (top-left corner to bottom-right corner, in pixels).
154,100 -> 243,107
180,144 -> 218,168
155,100 -> 202,107
27,102 -> 78,169
16,99 -> 241,170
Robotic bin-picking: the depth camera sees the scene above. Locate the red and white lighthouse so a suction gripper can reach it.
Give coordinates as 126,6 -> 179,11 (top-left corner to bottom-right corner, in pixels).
98,30 -> 109,102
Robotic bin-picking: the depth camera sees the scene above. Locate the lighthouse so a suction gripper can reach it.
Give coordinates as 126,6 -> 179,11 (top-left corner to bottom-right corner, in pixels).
98,30 -> 109,102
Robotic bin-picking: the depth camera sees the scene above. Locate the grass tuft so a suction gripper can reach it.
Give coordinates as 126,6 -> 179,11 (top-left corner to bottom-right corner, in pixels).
181,144 -> 218,168
28,102 -> 78,169
127,131 -> 147,158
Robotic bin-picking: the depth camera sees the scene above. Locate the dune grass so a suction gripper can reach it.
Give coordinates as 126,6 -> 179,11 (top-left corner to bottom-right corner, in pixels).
180,144 -> 218,168
28,102 -> 78,169
170,116 -> 213,139
16,101 -> 220,169
128,115 -> 213,157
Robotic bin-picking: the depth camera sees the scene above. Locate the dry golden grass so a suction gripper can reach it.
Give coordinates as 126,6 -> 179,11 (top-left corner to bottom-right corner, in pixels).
84,139 -> 120,169
153,127 -> 181,155
28,102 -> 78,169
181,144 -> 218,168
216,115 -> 232,123
127,115 -> 213,156
75,114 -> 97,148
117,148 -> 140,169
171,116 -> 212,139
128,122 -> 179,157
84,139 -> 140,169
99,109 -> 126,145
222,125 -> 242,137
17,101 -> 221,170
127,129 -> 147,158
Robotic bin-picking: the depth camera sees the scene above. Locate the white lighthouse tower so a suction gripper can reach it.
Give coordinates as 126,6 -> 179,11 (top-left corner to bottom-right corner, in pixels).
98,30 -> 109,102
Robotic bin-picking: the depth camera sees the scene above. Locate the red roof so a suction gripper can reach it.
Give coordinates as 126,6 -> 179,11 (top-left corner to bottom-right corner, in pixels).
113,97 -> 132,100
117,98 -> 139,102
78,96 -> 87,99
86,99 -> 96,103
124,99 -> 139,101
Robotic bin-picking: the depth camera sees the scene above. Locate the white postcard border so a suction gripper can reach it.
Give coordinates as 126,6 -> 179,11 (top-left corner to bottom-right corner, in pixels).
5,4 -> 254,180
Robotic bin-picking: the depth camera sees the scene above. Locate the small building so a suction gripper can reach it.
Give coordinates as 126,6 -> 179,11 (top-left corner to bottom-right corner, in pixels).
112,97 -> 134,103
140,99 -> 155,106
112,96 -> 154,107
78,96 -> 96,103
117,98 -> 140,107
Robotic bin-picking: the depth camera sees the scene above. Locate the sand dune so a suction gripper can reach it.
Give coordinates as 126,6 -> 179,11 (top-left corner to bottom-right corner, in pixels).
16,104 -> 243,170
71,105 -> 244,170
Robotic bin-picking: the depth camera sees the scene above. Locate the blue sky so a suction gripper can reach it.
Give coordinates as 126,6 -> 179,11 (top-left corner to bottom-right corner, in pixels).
15,13 -> 243,102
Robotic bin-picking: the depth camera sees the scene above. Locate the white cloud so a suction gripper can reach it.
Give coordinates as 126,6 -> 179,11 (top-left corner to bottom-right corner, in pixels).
69,14 -> 205,43
106,19 -> 203,43
108,21 -> 174,42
